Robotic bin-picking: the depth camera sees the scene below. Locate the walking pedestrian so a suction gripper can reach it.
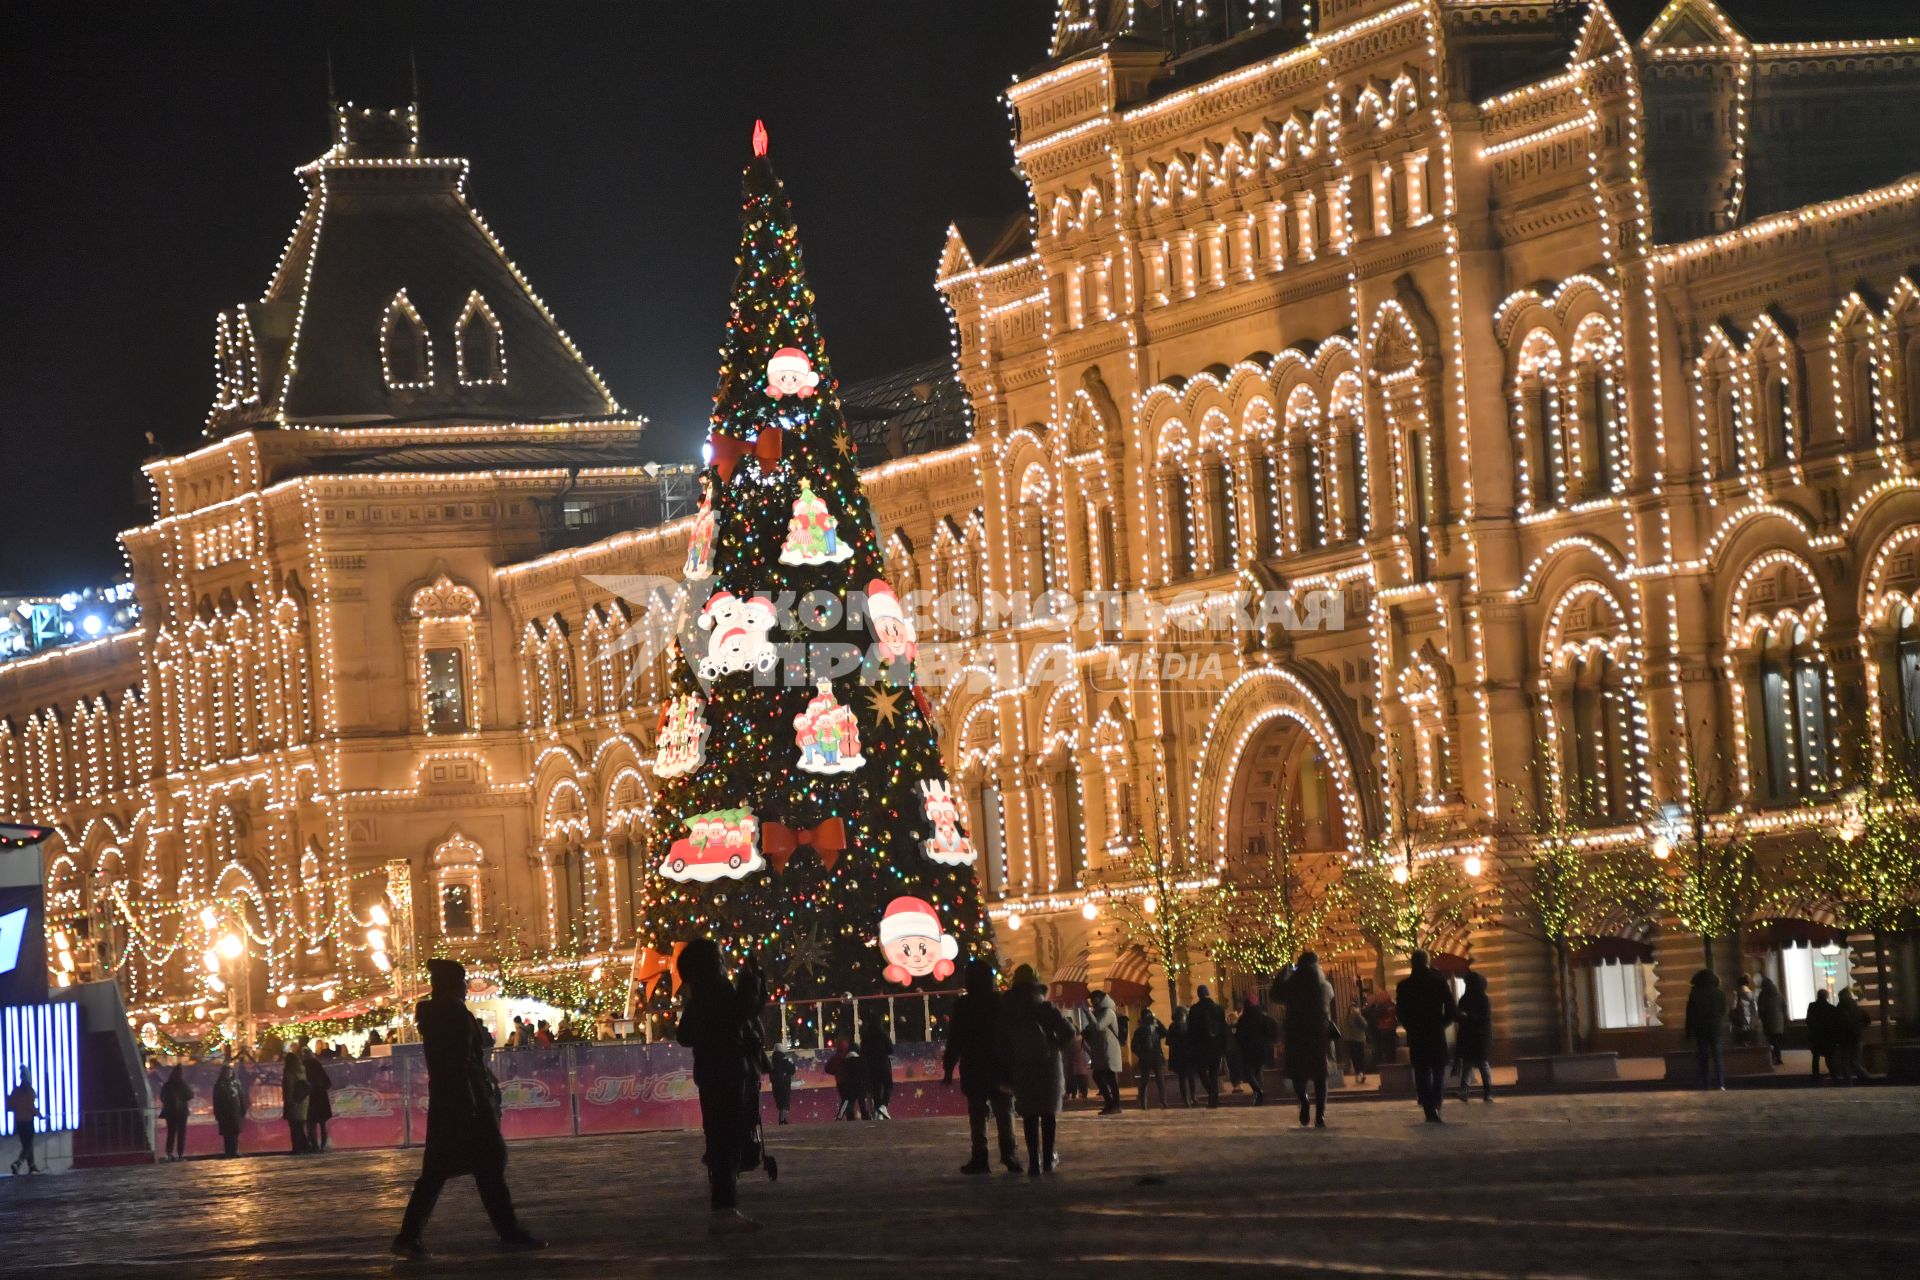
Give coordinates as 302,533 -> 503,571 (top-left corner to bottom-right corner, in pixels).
509,1016 -> 526,1049
160,1063 -> 194,1161
675,940 -> 773,1236
1684,969 -> 1729,1091
391,958 -> 545,1257
1085,989 -> 1124,1115
1805,988 -> 1839,1083
213,1062 -> 248,1158
1167,1006 -> 1196,1107
997,965 -> 1073,1177
281,1051 -> 311,1154
1187,985 -> 1228,1108
861,1008 -> 895,1119
1396,951 -> 1458,1123
1343,989 -> 1370,1083
1131,1005 -> 1167,1110
1224,1008 -> 1246,1095
6,1067 -> 42,1175
1278,952 -> 1335,1128
1730,974 -> 1758,1047
1234,996 -> 1279,1106
1454,970 -> 1494,1103
1365,986 -> 1400,1066
826,1036 -> 869,1120
1757,974 -> 1786,1064
769,1043 -> 796,1125
1834,989 -> 1871,1083
943,958 -> 1021,1174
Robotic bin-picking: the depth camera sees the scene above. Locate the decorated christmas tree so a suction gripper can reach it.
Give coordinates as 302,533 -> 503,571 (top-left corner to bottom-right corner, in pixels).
636,121 -> 991,1000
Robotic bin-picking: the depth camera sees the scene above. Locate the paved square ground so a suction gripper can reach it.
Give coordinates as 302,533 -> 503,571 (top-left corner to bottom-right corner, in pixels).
4,1087 -> 1916,1278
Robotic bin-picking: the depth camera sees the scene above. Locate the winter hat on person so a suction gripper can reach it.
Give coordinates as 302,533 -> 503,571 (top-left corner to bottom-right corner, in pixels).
1011,964 -> 1039,988
878,897 -> 959,958
427,957 -> 466,998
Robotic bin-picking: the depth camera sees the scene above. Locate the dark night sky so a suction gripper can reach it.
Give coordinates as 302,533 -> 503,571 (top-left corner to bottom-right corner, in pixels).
0,1 -> 1051,592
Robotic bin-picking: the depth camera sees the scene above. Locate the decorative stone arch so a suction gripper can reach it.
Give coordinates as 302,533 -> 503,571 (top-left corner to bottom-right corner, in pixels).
1188,666 -> 1367,865
430,830 -> 488,940
1722,545 -> 1838,803
1535,577 -> 1653,822
404,570 -> 485,735
1856,520 -> 1920,767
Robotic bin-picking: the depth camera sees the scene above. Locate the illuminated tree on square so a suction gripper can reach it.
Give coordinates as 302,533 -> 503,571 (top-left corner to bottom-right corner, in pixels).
634,122 -> 989,999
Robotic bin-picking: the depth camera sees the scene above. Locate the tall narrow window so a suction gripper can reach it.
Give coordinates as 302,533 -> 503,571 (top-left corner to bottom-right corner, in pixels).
1897,607 -> 1920,742
424,648 -> 469,733
1761,658 -> 1793,799
1792,646 -> 1831,787
457,293 -> 506,385
441,882 -> 475,936
977,784 -> 1005,896
382,291 -> 431,389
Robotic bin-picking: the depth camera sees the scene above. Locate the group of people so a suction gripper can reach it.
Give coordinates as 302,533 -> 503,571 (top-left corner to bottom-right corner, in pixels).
151,1041 -> 337,1160
818,1010 -> 894,1120
1687,969 -> 1876,1088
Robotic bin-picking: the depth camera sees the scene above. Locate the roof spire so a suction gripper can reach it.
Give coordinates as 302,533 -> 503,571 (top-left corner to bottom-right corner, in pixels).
325,46 -> 338,112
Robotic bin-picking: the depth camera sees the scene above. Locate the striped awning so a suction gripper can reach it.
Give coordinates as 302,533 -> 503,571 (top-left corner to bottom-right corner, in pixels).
1049,953 -> 1090,1006
1108,947 -> 1154,1006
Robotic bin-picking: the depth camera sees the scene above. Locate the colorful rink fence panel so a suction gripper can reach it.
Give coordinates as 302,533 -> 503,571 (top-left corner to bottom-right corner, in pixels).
142,1042 -> 962,1157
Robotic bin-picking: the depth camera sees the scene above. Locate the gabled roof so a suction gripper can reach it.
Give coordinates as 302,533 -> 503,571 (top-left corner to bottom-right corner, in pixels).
951,215 -> 1034,272
212,102 -> 621,432
1620,0 -> 1920,44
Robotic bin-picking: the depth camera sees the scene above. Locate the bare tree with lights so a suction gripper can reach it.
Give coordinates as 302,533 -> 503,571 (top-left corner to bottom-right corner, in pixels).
1491,766 -> 1663,1055
1792,738 -> 1920,1049
1209,803 -> 1337,990
1107,808 -> 1223,1011
1652,729 -> 1770,976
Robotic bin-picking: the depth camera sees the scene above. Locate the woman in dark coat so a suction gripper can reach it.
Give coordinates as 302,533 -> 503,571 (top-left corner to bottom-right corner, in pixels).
676,940 -> 772,1234
302,1048 -> 333,1152
1454,970 -> 1494,1103
1278,953 -> 1335,1127
392,958 -> 543,1257
861,1009 -> 895,1120
996,965 -> 1073,1177
212,1062 -> 248,1158
159,1064 -> 194,1161
1166,1006 -> 1196,1107
280,1053 -> 310,1154
1233,998 -> 1278,1105
768,1044 -> 796,1125
1805,989 -> 1839,1082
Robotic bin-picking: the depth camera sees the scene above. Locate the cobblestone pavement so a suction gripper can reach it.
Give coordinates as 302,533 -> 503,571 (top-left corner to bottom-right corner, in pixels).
3,1087 -> 1916,1279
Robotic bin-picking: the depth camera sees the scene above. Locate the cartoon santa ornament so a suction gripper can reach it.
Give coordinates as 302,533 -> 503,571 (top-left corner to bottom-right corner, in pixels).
877,895 -> 960,986
765,347 -> 820,400
866,578 -> 917,665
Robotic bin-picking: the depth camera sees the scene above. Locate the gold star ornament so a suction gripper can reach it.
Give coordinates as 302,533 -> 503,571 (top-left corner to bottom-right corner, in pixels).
865,685 -> 904,727
833,429 -> 854,458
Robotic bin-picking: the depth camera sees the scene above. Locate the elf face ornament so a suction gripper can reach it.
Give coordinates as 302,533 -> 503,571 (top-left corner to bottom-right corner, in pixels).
766,347 -> 820,400
865,579 -> 916,664
878,896 -> 960,986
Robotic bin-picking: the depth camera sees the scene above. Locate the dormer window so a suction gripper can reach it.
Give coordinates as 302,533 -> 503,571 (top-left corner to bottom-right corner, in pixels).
456,291 -> 506,386
382,289 -> 433,389
214,310 -> 259,408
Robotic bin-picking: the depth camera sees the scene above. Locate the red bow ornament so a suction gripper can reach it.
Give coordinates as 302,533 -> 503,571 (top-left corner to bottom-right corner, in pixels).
708,427 -> 784,482
761,817 -> 848,873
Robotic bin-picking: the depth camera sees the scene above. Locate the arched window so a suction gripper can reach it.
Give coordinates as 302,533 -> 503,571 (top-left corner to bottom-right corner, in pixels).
1749,621 -> 1833,803
1543,584 -> 1646,827
1514,329 -> 1564,505
1329,374 -> 1367,541
1284,385 -> 1325,550
1569,316 -> 1622,497
1015,463 -> 1054,597
1893,605 -> 1920,744
382,290 -> 432,389
456,292 -> 506,386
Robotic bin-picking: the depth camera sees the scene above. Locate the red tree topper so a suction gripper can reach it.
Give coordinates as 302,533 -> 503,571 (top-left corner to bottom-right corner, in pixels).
751,119 -> 769,158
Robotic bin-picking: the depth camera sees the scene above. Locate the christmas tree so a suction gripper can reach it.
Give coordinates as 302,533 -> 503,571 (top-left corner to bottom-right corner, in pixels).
636,121 -> 991,1000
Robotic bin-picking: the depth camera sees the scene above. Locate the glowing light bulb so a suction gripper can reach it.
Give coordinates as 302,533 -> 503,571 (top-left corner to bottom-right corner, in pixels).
367,928 -> 387,951
321,986 -> 336,1004
1463,854 -> 1483,878
192,1005 -> 207,1020
1082,902 -> 1098,921
202,950 -> 220,975
1392,863 -> 1411,885
1143,895 -> 1158,916
276,994 -> 289,1009
590,965 -> 604,983
1006,913 -> 1022,931
1651,836 -> 1672,861
198,906 -> 218,929
217,933 -> 243,961
372,951 -> 393,973
369,903 -> 391,928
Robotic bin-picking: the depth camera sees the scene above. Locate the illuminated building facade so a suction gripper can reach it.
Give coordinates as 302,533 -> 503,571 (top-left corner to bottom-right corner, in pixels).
8,2 -> 1920,1056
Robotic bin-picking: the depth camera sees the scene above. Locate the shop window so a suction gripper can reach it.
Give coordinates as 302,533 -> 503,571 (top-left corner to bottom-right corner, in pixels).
1592,960 -> 1655,1029
1779,941 -> 1851,1019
